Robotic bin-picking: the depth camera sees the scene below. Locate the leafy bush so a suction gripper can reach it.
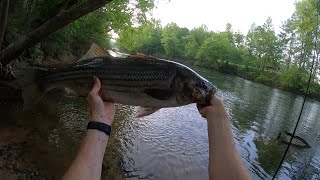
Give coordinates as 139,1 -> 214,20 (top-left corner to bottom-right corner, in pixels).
279,67 -> 308,90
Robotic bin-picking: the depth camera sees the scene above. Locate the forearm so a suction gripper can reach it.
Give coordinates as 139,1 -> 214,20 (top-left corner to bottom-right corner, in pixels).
62,130 -> 108,180
207,106 -> 251,180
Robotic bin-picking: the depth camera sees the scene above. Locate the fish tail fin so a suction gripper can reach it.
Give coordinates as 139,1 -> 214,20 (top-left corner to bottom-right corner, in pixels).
13,68 -> 46,110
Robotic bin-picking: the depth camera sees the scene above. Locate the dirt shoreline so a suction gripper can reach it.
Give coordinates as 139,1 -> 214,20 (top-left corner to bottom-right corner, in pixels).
0,100 -> 81,180
0,127 -> 44,180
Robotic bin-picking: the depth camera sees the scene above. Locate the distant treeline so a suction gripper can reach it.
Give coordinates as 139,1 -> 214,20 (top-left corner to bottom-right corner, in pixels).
116,0 -> 320,99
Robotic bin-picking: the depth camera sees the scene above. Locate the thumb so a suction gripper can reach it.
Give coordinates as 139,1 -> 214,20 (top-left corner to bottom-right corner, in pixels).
89,76 -> 101,95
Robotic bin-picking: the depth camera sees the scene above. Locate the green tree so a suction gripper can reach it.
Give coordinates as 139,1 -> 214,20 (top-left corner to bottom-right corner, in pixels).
279,66 -> 308,90
117,19 -> 164,55
279,17 -> 297,70
184,25 -> 209,60
280,0 -> 319,81
161,23 -> 189,59
245,18 -> 283,70
291,0 -> 318,70
233,31 -> 245,48
196,32 -> 241,68
225,22 -> 234,45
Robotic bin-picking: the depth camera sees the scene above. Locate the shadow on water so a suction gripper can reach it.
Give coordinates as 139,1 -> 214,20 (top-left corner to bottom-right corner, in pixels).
0,66 -> 320,179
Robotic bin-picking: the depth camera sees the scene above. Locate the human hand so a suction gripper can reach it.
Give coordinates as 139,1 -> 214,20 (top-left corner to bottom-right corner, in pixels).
86,76 -> 115,125
197,95 -> 226,118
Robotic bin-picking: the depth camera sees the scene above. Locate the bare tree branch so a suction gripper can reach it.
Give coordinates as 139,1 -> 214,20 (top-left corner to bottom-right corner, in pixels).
0,0 -> 112,66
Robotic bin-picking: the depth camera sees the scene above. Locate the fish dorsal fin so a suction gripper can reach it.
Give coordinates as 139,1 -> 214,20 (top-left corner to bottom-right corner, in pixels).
135,106 -> 161,118
78,43 -> 111,61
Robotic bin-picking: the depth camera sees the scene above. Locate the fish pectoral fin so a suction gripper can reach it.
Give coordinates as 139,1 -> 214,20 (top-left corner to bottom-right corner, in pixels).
144,89 -> 173,100
135,106 -> 161,118
78,43 -> 111,61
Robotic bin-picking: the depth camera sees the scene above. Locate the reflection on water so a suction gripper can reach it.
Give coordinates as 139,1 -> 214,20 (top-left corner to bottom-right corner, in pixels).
1,67 -> 320,179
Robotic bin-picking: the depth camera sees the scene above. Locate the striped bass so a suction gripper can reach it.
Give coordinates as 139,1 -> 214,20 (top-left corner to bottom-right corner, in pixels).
13,44 -> 216,117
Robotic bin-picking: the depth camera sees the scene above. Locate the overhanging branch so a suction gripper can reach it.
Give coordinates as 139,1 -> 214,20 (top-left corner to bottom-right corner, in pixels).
0,0 -> 112,66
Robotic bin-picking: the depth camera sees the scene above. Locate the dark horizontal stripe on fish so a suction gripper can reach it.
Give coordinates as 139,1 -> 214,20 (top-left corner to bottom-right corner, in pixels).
45,76 -> 171,88
39,65 -> 174,77
41,69 -> 174,81
44,74 -> 171,83
42,72 -> 172,80
42,71 -> 173,82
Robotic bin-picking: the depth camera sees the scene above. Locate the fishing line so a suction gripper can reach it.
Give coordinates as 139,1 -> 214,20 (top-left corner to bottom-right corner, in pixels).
272,0 -> 319,179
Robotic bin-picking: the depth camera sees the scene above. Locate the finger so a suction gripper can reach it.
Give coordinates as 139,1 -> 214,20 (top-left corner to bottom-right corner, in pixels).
196,104 -> 206,118
89,76 -> 101,95
196,103 -> 204,111
197,103 -> 208,111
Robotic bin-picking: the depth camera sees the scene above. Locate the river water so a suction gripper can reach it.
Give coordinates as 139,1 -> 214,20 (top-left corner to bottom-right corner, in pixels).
0,66 -> 319,180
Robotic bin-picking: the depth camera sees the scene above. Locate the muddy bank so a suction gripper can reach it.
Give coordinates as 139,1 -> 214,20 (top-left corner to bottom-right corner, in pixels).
0,94 -> 126,180
0,100 -> 82,180
0,128 -> 42,180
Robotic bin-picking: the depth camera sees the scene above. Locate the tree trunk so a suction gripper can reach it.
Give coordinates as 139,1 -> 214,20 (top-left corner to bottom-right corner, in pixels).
287,33 -> 294,70
299,41 -> 306,68
0,0 -> 112,66
0,0 -> 10,50
312,50 -> 320,78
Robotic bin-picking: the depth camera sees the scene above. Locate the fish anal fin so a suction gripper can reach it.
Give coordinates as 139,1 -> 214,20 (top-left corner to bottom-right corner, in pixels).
135,106 -> 161,118
78,43 -> 111,61
144,89 -> 173,100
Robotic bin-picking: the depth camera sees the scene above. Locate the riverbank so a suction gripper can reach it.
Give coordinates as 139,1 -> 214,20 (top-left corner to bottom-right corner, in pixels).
180,60 -> 320,101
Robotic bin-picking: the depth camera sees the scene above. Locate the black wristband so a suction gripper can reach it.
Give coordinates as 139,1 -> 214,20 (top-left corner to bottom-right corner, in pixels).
87,121 -> 111,136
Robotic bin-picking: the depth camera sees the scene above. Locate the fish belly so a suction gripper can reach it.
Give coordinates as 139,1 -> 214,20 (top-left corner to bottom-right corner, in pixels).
101,86 -> 179,107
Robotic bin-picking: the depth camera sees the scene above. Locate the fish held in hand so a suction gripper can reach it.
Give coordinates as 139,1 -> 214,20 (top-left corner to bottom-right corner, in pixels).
13,44 -> 216,117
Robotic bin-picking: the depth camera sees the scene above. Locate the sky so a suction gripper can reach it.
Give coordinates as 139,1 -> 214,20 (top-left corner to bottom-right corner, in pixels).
152,0 -> 296,34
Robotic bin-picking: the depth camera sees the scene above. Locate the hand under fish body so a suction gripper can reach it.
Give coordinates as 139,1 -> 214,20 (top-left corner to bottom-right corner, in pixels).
12,44 -> 216,117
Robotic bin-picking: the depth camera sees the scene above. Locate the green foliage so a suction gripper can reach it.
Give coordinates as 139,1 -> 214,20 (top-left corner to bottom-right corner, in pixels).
184,25 -> 209,60
246,18 -> 283,69
116,19 -> 164,55
4,0 -> 155,61
115,0 -> 320,99
29,44 -> 44,65
196,32 -> 241,67
309,81 -> 320,98
161,23 -> 189,58
42,9 -> 111,58
114,0 -> 320,98
279,67 -> 308,90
